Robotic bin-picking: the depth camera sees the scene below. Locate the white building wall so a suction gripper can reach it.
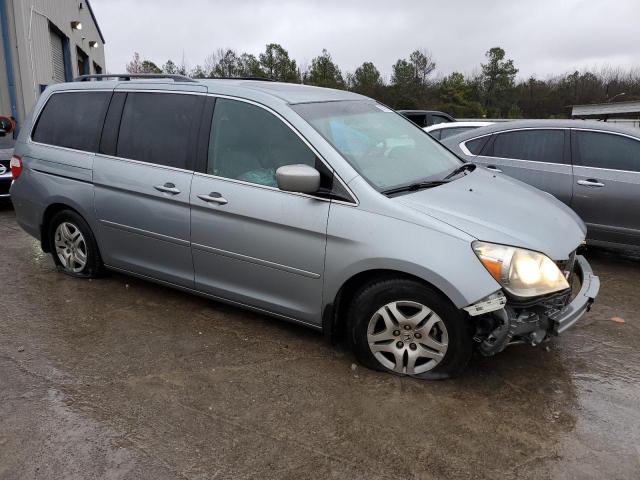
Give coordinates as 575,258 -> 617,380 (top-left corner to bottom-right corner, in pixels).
1,0 -> 106,125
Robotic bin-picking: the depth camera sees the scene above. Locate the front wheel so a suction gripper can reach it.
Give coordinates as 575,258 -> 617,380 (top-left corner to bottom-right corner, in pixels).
348,279 -> 472,380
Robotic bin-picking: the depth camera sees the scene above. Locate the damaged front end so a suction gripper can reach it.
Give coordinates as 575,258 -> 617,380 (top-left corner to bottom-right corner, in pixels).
465,255 -> 600,356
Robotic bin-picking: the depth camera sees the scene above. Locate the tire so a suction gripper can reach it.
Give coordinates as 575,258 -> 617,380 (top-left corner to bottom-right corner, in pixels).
348,278 -> 472,380
48,209 -> 103,278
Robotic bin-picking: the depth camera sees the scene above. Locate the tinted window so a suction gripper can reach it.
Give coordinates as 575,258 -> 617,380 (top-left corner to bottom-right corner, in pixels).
464,136 -> 490,155
117,92 -> 200,169
492,129 -> 564,163
405,114 -> 427,127
32,91 -> 111,152
428,130 -> 441,140
439,126 -> 474,140
575,131 -> 640,172
431,115 -> 452,125
209,99 -> 316,187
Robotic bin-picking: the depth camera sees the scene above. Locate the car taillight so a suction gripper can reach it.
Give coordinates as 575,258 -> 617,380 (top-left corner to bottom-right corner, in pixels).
10,155 -> 22,179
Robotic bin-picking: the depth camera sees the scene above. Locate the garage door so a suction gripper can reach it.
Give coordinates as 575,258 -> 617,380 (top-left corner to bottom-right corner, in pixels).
50,30 -> 65,83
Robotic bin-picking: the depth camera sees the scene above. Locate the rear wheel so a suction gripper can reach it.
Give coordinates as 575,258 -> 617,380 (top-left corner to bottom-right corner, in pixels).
348,278 -> 472,380
49,210 -> 103,278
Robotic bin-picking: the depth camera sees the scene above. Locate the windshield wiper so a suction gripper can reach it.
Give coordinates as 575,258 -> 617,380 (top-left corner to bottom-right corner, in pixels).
442,162 -> 475,181
382,163 -> 475,196
382,180 -> 449,196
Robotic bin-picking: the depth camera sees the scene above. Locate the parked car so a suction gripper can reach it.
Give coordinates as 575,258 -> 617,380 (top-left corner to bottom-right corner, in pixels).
442,120 -> 640,248
424,121 -> 494,140
0,157 -> 10,198
1,134 -> 16,198
397,110 -> 455,128
0,137 -> 13,199
10,75 -> 599,379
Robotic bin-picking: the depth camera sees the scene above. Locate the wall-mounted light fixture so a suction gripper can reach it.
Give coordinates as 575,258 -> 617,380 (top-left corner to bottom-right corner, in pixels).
71,21 -> 82,30
89,41 -> 98,48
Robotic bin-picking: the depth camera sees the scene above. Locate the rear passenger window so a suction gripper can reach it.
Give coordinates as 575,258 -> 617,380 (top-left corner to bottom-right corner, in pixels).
405,114 -> 427,127
575,131 -> 640,172
208,98 -> 316,187
116,92 -> 200,169
492,129 -> 565,163
32,91 -> 111,152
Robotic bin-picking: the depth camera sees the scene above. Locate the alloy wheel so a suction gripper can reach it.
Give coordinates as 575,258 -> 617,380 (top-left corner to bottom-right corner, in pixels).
54,222 -> 88,273
367,300 -> 449,375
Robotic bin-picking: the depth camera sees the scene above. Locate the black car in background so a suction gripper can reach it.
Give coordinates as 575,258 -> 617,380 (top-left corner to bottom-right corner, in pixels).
0,134 -> 13,199
398,110 -> 455,127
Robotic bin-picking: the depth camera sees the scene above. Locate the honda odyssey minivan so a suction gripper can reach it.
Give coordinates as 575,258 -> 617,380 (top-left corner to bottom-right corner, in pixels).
10,74 -> 599,379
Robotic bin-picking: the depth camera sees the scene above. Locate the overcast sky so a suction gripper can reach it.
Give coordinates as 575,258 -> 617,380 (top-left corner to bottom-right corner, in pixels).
90,0 -> 640,81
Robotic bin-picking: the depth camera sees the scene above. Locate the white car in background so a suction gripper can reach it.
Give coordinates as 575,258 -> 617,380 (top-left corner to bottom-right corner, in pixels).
424,121 -> 494,140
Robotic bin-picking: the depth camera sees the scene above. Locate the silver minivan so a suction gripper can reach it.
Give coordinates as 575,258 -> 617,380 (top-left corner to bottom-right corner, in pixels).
10,75 -> 599,379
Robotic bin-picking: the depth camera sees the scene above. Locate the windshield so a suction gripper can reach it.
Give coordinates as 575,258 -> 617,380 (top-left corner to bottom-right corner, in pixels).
292,101 -> 461,191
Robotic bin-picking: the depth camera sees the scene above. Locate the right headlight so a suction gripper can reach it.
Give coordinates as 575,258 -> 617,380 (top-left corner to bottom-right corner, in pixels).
472,241 -> 569,298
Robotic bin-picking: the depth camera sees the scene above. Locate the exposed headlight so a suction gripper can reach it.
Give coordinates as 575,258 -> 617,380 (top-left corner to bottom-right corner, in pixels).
472,241 -> 569,298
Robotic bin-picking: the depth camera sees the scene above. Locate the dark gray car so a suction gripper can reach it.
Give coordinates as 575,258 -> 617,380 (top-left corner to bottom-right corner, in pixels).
443,120 -> 640,248
397,110 -> 455,127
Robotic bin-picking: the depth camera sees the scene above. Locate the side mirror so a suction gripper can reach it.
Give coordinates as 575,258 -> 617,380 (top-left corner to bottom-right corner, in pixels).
276,164 -> 320,194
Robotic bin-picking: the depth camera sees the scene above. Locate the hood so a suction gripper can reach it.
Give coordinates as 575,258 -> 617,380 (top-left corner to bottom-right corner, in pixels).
395,167 -> 586,260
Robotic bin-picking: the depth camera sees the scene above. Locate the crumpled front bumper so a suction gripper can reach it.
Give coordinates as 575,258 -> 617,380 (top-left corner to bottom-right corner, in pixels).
469,254 -> 600,355
549,255 -> 600,335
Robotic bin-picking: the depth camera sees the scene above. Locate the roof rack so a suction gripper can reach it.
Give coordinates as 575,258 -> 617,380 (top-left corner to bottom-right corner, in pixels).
209,76 -> 275,82
74,74 -> 197,83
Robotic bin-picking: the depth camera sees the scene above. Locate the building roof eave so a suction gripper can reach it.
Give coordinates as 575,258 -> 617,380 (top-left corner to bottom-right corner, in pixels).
571,101 -> 640,118
85,0 -> 105,44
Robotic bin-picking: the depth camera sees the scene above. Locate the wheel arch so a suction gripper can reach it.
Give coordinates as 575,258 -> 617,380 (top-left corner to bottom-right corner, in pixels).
322,268 -> 460,343
40,202 -> 86,252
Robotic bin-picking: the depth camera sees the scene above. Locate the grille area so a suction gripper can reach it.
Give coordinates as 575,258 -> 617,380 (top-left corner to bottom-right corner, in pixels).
556,250 -> 577,280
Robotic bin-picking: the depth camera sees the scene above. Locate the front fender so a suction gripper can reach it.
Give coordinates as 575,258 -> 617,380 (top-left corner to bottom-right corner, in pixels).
323,204 -> 500,310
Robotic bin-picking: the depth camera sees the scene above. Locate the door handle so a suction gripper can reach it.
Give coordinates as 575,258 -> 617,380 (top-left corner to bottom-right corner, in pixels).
154,182 -> 181,194
487,165 -> 503,173
197,192 -> 228,205
577,179 -> 605,188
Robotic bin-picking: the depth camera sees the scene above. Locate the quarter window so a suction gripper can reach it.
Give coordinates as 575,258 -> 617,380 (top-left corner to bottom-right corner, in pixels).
116,92 -> 200,169
492,129 -> 565,163
464,136 -> 490,155
575,131 -> 640,172
32,91 -> 111,152
208,98 -> 316,187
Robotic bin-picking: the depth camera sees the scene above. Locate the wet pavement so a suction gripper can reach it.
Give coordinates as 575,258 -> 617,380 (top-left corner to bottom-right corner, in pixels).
1,202 -> 639,479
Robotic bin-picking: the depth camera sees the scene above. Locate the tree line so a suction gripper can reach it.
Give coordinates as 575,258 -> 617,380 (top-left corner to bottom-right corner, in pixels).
126,45 -> 639,119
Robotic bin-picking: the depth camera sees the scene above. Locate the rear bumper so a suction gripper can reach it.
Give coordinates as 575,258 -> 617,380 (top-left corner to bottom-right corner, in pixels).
550,255 -> 599,335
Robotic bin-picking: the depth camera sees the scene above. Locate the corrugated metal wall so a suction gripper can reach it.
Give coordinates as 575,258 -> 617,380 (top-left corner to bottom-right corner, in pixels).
29,9 -> 52,86
49,28 -> 64,82
0,11 -> 10,119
